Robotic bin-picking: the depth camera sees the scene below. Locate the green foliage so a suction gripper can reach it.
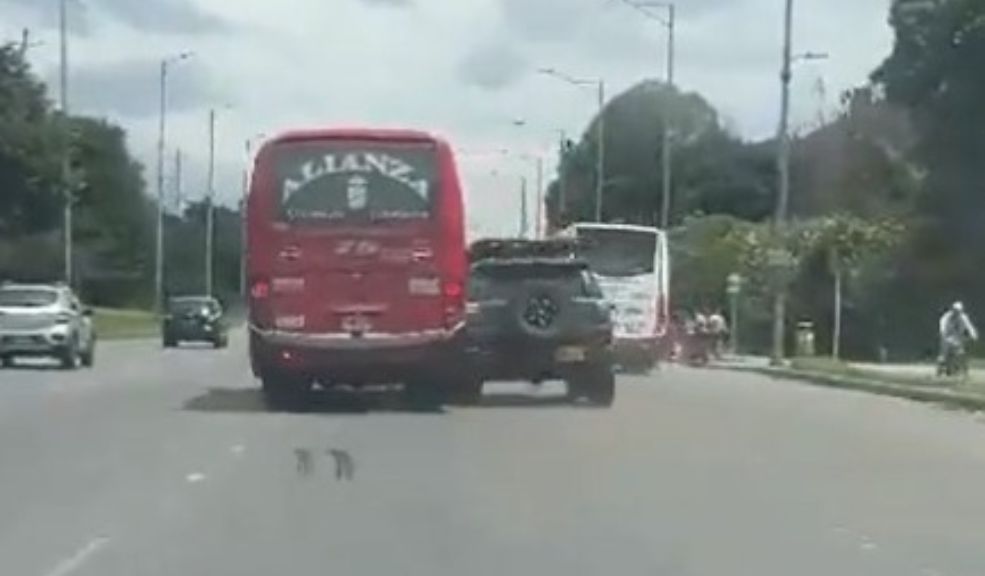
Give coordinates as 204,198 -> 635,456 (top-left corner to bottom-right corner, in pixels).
546,81 -> 774,228
0,42 -> 242,308
871,0 -> 985,352
0,44 -> 61,235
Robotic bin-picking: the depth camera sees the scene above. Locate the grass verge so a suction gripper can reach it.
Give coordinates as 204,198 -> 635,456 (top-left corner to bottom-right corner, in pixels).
719,357 -> 985,412
93,307 -> 159,341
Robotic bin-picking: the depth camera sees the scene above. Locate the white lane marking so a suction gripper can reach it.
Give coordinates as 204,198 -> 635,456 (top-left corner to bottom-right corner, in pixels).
185,472 -> 206,483
44,536 -> 111,576
230,444 -> 246,456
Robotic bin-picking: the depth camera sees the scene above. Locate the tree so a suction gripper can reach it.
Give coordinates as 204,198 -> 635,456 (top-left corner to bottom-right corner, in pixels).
798,216 -> 902,359
873,0 -> 985,328
545,80 -> 774,228
0,43 -> 61,236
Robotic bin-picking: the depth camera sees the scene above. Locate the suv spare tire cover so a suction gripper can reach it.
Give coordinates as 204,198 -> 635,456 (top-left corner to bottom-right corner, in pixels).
510,282 -> 567,339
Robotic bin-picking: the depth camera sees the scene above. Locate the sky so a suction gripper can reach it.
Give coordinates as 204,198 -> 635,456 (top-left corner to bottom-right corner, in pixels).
0,0 -> 894,238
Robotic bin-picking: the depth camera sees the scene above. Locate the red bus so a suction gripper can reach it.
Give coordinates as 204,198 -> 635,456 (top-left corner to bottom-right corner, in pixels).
246,128 -> 469,408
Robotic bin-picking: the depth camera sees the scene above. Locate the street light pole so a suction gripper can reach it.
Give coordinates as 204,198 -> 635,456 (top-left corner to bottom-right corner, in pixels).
154,52 -> 192,312
59,0 -> 72,286
174,148 -> 183,213
771,0 -> 794,365
519,176 -> 529,239
205,108 -> 216,297
535,156 -> 544,239
616,0 -> 676,229
660,3 -> 675,230
155,60 -> 168,312
239,133 -> 265,298
595,79 -> 606,223
557,130 -> 567,220
538,68 -> 606,222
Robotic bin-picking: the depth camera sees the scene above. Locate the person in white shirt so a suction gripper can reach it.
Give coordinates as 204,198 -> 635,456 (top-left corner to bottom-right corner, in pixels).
938,301 -> 978,363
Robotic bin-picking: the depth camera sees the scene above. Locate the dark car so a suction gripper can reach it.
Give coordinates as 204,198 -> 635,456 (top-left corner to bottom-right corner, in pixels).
162,296 -> 228,349
461,239 -> 616,407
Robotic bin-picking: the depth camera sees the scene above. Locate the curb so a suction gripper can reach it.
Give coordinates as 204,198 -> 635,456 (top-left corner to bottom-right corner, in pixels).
711,363 -> 985,412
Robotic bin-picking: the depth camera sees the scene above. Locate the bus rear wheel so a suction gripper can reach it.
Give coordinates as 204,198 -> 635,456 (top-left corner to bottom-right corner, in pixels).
261,369 -> 313,412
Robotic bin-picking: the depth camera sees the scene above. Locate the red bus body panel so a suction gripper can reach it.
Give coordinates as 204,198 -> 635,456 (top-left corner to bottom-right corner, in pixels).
246,128 -> 467,381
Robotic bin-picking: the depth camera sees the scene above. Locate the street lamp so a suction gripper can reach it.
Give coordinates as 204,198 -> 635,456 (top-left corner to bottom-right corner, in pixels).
155,51 -> 193,312
539,68 -> 606,223
240,132 -> 266,297
59,0 -> 72,286
616,0 -> 676,230
204,104 -> 234,298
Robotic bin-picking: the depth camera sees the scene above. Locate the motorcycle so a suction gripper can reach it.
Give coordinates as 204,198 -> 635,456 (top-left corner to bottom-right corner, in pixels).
937,336 -> 969,379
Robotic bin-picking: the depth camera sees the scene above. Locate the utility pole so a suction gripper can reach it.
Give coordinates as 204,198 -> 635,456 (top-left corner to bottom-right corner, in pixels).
616,0 -> 677,229
771,0 -> 795,365
660,3 -> 676,230
240,140 -> 250,299
174,148 -> 183,214
595,80 -> 606,223
155,61 -> 168,312
519,176 -> 529,239
205,108 -> 216,297
59,0 -> 72,286
534,156 -> 544,239
557,130 -> 567,221
154,52 -> 192,312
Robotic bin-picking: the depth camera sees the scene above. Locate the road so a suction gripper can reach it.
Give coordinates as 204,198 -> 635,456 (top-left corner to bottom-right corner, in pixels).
2,334 -> 985,576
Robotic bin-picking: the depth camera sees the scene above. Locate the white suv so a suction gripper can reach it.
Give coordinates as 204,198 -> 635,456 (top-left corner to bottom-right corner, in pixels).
0,283 -> 96,369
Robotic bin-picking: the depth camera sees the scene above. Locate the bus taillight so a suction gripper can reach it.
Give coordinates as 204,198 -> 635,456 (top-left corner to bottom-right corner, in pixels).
250,279 -> 271,300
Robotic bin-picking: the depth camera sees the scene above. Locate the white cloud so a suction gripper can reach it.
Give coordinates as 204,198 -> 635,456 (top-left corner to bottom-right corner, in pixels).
1,0 -> 894,236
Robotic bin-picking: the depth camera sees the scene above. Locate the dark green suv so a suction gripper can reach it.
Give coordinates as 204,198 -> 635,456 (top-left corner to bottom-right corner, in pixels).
462,239 -> 616,407
162,296 -> 228,349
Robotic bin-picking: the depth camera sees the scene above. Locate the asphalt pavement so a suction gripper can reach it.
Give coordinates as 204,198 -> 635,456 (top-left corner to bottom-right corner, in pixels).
2,333 -> 985,576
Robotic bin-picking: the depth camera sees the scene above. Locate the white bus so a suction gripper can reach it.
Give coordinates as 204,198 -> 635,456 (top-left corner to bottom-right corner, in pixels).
562,223 -> 670,372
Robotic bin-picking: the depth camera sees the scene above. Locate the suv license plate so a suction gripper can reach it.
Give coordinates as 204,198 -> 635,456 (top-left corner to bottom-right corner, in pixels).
555,346 -> 587,363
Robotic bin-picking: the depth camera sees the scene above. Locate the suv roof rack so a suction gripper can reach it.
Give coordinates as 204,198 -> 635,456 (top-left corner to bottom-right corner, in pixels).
468,238 -> 585,263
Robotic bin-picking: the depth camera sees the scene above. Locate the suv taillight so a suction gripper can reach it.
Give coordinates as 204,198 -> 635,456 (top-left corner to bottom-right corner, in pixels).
442,280 -> 465,329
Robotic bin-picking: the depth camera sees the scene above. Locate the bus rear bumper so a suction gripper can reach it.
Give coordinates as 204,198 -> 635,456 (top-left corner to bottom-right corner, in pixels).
249,325 -> 465,384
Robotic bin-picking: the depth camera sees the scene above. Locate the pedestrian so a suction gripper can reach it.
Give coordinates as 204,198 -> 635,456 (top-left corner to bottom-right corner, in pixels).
708,309 -> 729,359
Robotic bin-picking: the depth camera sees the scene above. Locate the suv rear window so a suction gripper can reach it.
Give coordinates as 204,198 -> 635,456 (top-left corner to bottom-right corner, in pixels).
274,141 -> 437,223
169,298 -> 220,314
0,288 -> 59,307
470,263 -> 601,299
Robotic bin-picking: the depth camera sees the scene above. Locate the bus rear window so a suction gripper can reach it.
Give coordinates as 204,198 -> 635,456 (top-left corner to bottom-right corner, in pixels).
578,229 -> 658,278
274,141 -> 437,223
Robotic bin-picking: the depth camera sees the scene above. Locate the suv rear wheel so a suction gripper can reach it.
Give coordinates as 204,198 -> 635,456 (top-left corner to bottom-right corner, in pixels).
0,356 -> 12,369
568,365 -> 615,407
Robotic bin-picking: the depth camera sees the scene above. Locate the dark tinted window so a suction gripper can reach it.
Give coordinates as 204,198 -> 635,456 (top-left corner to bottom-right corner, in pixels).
578,229 -> 657,278
470,263 -> 594,298
169,298 -> 219,314
274,141 -> 437,223
0,288 -> 59,307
